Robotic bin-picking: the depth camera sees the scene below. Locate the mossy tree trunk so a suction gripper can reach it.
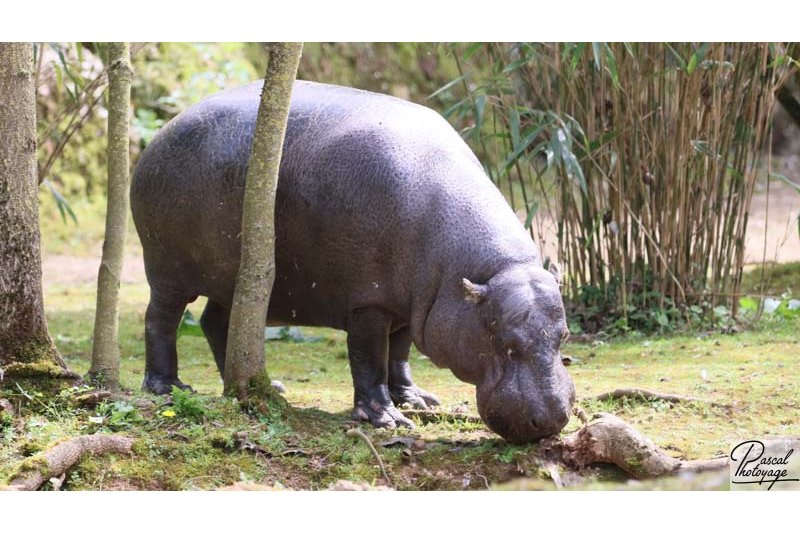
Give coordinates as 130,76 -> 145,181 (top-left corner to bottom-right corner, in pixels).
0,43 -> 74,380
223,43 -> 303,400
88,43 -> 133,391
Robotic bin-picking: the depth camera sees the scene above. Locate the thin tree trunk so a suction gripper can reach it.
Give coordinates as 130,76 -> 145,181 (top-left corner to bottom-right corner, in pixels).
223,42 -> 303,400
88,43 -> 133,390
0,42 -> 73,379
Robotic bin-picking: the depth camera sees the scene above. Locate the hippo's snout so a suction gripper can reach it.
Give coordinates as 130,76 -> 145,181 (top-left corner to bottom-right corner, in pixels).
526,408 -> 571,439
477,364 -> 575,444
483,401 -> 572,444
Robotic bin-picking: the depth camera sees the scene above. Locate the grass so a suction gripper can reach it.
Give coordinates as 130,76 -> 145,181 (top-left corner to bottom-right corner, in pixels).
741,261 -> 800,296
2,277 -> 798,490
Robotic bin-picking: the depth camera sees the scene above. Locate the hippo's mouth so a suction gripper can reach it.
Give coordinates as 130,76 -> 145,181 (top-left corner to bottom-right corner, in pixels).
474,358 -> 574,443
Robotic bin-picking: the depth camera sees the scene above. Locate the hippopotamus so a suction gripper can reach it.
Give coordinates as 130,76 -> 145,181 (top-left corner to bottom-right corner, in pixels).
130,80 -> 575,443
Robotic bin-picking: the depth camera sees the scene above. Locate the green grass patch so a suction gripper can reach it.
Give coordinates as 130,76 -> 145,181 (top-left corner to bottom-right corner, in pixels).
741,261 -> 800,296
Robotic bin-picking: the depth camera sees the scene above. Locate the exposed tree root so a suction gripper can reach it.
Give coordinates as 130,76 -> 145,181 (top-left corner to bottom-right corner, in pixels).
72,390 -> 113,407
400,409 -> 482,425
542,413 -> 728,480
5,434 -> 134,490
594,388 -> 706,404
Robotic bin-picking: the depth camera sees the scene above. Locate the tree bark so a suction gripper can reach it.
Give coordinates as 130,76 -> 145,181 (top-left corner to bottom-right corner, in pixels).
223,43 -> 303,400
541,413 -> 729,480
0,42 -> 73,379
5,434 -> 133,490
88,43 -> 133,391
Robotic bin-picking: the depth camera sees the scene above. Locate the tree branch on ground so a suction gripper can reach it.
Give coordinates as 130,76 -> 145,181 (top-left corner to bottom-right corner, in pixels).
542,413 -> 729,480
5,434 -> 134,491
346,427 -> 391,485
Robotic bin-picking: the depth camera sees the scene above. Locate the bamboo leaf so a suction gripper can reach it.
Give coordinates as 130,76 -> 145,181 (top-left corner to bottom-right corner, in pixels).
687,53 -> 698,75
509,108 -> 521,149
591,42 -> 602,71
42,179 -> 78,225
603,43 -> 620,87
474,94 -> 486,134
502,124 -> 546,175
428,75 -> 465,100
770,172 -> 800,193
571,42 -> 586,70
524,200 -> 540,229
665,43 -> 687,70
441,97 -> 466,119
463,42 -> 483,61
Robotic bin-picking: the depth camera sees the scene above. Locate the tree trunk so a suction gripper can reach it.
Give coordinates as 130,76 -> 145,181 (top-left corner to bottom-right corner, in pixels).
223,42 -> 303,400
0,42 -> 73,380
88,43 -> 133,391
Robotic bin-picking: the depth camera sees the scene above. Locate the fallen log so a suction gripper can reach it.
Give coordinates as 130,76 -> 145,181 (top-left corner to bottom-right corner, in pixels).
542,413 -> 728,480
5,434 -> 134,491
72,390 -> 113,407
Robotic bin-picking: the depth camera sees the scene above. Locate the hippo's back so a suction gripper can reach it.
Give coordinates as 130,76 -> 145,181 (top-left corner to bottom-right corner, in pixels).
131,80 -> 534,328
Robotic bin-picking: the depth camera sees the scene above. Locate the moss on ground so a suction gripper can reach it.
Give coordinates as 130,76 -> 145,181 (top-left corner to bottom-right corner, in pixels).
1,279 -> 797,490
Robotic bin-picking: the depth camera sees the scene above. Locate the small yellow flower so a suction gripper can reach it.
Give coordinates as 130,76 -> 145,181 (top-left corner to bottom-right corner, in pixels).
160,409 -> 177,418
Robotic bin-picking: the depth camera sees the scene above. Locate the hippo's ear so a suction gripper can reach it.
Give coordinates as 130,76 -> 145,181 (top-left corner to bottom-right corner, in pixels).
461,278 -> 488,304
548,262 -> 562,284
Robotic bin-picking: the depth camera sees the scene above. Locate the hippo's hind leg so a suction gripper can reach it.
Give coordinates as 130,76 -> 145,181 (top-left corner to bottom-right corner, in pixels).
142,287 -> 197,395
388,327 -> 440,409
347,308 -> 414,429
200,299 -> 230,377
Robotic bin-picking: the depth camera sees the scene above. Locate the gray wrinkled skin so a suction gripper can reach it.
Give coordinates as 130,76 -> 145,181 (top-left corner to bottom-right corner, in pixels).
131,80 -> 575,443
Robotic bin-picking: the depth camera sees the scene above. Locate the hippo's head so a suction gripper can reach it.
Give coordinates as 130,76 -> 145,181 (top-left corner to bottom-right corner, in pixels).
448,265 -> 575,444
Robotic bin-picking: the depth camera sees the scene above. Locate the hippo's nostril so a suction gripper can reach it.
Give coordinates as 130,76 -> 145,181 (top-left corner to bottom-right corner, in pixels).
529,418 -> 539,430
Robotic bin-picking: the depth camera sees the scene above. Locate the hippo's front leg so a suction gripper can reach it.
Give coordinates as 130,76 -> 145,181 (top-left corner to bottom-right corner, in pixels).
388,327 -> 440,409
347,308 -> 414,429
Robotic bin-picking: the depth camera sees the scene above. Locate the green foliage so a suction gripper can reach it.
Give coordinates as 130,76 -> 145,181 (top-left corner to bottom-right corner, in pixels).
35,43 -> 109,201
91,400 -> 141,430
131,43 -> 258,135
170,386 -> 206,423
291,43 -> 460,107
740,292 -> 800,320
37,42 -> 261,226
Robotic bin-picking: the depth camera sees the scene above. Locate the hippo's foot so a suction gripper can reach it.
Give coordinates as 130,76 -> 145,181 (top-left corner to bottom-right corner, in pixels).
390,384 -> 440,410
142,373 -> 193,395
353,391 -> 415,429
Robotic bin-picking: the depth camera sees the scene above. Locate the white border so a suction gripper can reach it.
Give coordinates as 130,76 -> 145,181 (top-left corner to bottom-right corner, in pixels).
1,0 -> 796,41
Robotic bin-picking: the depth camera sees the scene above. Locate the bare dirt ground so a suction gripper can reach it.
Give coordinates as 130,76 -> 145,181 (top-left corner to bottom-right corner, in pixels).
744,157 -> 800,264
43,253 -> 146,286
